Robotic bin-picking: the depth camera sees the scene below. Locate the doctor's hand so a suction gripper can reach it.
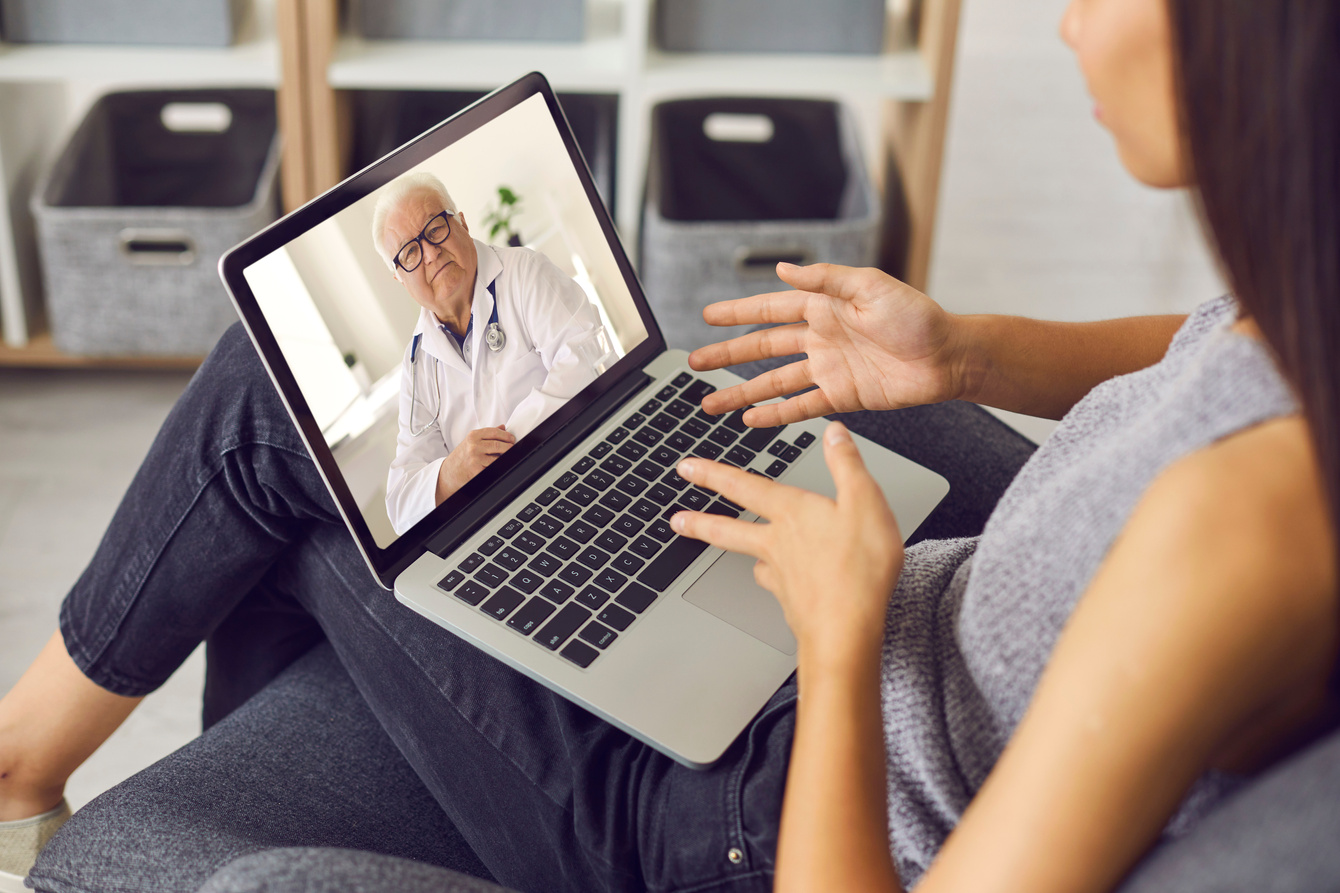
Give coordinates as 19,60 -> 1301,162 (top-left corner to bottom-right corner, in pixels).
689,263 -> 970,429
436,426 -> 516,502
670,422 -> 903,659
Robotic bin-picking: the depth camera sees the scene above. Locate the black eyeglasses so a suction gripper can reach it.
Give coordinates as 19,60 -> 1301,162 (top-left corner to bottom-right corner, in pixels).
394,211 -> 453,273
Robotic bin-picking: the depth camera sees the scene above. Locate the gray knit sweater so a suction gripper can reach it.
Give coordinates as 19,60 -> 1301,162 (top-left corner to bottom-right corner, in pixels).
880,295 -> 1299,884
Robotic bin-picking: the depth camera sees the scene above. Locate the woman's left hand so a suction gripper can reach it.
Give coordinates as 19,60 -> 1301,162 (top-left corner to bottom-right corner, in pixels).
670,421 -> 905,660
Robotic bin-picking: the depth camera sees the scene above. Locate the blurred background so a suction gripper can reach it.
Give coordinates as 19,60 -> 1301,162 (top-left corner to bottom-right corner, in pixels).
0,0 -> 1222,811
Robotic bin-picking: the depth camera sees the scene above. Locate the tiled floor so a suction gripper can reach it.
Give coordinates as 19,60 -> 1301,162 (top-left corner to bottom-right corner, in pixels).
0,0 -> 1229,814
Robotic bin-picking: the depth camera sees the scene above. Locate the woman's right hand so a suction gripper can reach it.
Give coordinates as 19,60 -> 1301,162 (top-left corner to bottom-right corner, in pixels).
689,262 -> 970,427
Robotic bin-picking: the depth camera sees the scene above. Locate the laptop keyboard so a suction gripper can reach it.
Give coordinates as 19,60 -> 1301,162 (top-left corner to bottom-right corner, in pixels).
433,372 -> 820,669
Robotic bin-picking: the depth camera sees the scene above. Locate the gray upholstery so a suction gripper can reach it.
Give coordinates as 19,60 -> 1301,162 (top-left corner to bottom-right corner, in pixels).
29,643 -> 491,893
199,848 -> 508,893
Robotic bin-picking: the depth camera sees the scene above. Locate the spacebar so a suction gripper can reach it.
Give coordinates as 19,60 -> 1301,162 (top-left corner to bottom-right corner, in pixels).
637,537 -> 710,591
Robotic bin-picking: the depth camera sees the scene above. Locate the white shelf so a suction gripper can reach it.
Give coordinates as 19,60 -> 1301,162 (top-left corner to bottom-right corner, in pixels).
642,47 -> 932,101
0,0 -> 279,86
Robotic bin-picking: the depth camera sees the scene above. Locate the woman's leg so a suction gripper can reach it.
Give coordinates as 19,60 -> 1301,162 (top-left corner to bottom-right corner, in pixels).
0,323 -> 341,820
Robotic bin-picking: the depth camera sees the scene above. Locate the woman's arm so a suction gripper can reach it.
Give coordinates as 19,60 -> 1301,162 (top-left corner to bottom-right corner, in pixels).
918,416 -> 1337,893
688,262 -> 1185,426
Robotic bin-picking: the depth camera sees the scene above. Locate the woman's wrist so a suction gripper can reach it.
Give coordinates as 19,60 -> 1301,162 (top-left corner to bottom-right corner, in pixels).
796,622 -> 886,683
945,313 -> 994,405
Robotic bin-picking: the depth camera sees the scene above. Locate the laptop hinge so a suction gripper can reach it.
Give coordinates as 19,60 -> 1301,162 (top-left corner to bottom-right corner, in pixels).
423,369 -> 654,559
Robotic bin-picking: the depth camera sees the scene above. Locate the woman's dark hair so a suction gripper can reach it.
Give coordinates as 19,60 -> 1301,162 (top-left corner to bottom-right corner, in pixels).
1167,1 -> 1340,658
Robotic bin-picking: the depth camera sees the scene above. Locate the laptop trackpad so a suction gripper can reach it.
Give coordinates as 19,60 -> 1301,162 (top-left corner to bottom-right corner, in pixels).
683,550 -> 798,655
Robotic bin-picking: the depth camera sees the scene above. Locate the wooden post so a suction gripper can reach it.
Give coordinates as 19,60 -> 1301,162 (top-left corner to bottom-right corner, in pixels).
884,0 -> 963,292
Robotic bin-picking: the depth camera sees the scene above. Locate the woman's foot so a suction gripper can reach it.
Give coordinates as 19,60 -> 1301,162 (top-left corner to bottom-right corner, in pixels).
0,799 -> 71,891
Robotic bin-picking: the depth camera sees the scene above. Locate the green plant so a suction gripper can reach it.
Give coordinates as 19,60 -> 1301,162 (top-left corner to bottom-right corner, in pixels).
483,185 -> 522,244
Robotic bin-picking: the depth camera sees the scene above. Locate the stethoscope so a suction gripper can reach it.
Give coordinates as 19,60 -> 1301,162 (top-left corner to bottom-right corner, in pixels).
407,279 -> 506,437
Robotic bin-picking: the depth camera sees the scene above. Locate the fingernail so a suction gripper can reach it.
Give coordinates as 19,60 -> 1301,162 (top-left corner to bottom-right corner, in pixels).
670,512 -> 686,532
825,422 -> 851,445
678,458 -> 698,478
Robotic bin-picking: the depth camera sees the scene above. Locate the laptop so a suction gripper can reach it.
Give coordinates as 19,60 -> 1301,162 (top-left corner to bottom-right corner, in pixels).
219,72 -> 949,769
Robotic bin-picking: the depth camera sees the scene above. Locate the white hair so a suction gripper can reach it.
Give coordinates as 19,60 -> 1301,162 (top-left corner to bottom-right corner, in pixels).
371,171 -> 459,267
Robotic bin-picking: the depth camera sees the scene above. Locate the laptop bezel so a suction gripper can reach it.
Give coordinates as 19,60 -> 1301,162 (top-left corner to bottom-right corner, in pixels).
219,72 -> 667,589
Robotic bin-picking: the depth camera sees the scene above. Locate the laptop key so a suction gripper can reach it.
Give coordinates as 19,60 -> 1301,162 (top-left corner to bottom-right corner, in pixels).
630,536 -> 661,560
565,520 -> 598,543
579,622 -> 618,650
661,468 -> 690,491
513,532 -> 544,555
438,570 -> 465,591
548,500 -> 579,522
680,417 -> 710,438
499,519 -> 524,539
612,553 -> 645,575
638,538 -> 709,591
549,536 -> 580,560
528,552 -> 563,577
460,553 -> 486,573
706,501 -> 741,519
657,385 -> 679,401
596,530 -> 628,553
672,372 -> 694,388
507,597 -> 556,634
531,516 -> 563,539
794,431 -> 816,448
557,472 -> 579,490
583,504 -> 616,527
649,413 -> 678,434
646,519 -> 675,543
633,460 -> 663,481
589,441 -> 613,459
725,446 -> 756,466
740,425 -> 785,452
646,484 -> 676,506
478,536 -> 504,556
766,460 -> 787,478
575,585 -> 610,610
561,640 -> 599,668
682,380 -> 716,403
518,503 -> 542,522
540,579 -> 575,604
597,603 -> 635,631
640,399 -> 662,415
559,564 -> 594,587
616,583 -> 658,613
578,546 -> 611,569
616,476 -> 648,497
649,446 -> 678,466
665,399 -> 694,419
692,442 -> 723,460
511,571 -> 543,594
599,490 -> 632,512
708,427 -> 738,448
494,548 -> 526,571
679,489 -> 711,511
616,442 -> 647,462
455,581 -> 489,606
629,499 -> 660,522
573,456 -> 595,474
781,445 -> 803,463
567,484 -> 598,507
584,469 -> 616,490
594,568 -> 628,592
481,587 -> 525,620
607,427 -> 629,444
633,428 -> 662,448
600,454 -> 632,475
612,516 -> 644,538
768,441 -> 789,458
474,563 -> 509,588
666,431 -> 695,453
536,487 -> 560,506
537,603 -> 592,650
724,410 -> 750,432
622,413 -> 645,430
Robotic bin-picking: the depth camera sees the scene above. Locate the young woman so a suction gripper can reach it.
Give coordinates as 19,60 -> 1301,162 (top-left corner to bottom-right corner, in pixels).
2,0 -> 1337,890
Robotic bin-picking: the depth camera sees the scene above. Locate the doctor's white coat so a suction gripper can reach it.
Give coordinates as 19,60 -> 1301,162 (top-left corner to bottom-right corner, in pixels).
386,240 -> 604,533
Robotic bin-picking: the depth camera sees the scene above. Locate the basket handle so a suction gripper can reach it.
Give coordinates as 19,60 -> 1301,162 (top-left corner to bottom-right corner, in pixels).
733,246 -> 813,277
118,229 -> 197,266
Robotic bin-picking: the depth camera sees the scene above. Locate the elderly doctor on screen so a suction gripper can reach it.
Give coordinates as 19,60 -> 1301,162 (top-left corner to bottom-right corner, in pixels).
377,171 -> 605,535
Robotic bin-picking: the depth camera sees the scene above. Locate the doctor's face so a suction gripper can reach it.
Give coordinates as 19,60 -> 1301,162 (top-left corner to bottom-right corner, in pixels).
383,188 -> 479,326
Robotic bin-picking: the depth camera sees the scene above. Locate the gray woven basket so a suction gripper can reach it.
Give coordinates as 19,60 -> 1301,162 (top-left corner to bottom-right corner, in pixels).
352,0 -> 585,41
654,0 -> 886,55
31,90 -> 279,357
640,100 -> 882,352
0,0 -> 244,46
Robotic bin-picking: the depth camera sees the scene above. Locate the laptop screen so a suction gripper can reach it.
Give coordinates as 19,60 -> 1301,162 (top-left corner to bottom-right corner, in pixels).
222,77 -> 660,582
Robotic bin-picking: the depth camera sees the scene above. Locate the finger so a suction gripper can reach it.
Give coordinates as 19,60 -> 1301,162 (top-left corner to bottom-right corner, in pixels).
701,290 -> 811,329
688,322 -> 808,374
700,359 -> 813,415
472,427 -> 517,443
752,559 -> 779,594
776,261 -> 878,302
821,421 -> 879,506
737,389 -> 837,428
676,457 -> 795,519
669,509 -> 767,557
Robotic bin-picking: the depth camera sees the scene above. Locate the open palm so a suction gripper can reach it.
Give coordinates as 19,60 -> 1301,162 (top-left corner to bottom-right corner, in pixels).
689,263 -> 965,426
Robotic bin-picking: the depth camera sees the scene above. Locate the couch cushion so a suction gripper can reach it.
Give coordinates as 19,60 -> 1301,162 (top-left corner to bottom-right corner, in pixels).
198,847 -> 510,893
30,642 -> 491,893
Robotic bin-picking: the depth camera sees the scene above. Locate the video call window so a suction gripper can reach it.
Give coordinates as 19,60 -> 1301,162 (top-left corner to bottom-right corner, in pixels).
242,93 -> 648,548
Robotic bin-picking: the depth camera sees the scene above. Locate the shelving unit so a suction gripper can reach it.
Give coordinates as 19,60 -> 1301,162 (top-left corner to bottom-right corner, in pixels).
0,0 -> 961,367
0,0 -> 280,364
